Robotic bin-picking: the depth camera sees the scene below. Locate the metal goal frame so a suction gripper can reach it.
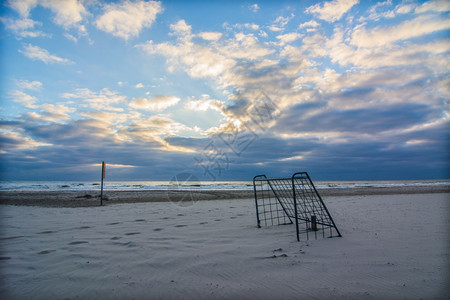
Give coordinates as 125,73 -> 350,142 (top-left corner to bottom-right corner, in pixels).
253,172 -> 342,241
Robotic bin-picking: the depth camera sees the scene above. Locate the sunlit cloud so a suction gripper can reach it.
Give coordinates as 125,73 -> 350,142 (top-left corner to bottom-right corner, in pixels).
62,88 -> 126,112
95,0 -> 163,40
276,32 -> 303,44
91,163 -> 136,168
185,96 -> 225,113
10,90 -> 39,109
305,0 -> 359,23
198,32 -> 223,41
0,127 -> 53,152
350,14 -> 450,48
129,95 -> 181,112
299,20 -> 320,29
6,0 -> 87,35
415,0 -> 450,13
39,103 -> 76,122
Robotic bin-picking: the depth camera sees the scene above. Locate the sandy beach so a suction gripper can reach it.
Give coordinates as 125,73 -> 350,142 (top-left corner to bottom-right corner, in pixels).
1,187 -> 449,299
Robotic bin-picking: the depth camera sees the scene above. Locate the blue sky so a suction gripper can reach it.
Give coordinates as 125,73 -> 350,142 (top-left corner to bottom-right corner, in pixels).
0,0 -> 448,181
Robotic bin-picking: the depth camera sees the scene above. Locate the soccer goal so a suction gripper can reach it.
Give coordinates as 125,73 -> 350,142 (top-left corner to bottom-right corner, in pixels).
253,172 -> 342,241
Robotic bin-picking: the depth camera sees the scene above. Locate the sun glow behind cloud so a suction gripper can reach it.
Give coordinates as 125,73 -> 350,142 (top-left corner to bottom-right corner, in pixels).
0,0 -> 448,180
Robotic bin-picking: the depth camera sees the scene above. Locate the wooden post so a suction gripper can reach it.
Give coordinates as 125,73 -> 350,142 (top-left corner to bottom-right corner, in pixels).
311,215 -> 317,231
100,161 -> 105,206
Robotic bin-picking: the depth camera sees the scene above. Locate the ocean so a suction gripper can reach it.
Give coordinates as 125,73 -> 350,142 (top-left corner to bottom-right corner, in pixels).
0,179 -> 448,192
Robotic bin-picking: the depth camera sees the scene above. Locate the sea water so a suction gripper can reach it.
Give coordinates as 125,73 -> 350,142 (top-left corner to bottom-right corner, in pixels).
0,179 -> 448,192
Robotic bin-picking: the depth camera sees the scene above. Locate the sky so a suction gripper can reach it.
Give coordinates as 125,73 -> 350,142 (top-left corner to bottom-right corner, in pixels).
0,0 -> 449,182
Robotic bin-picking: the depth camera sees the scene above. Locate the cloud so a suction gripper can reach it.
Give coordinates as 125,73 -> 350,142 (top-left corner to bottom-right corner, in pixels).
96,0 -> 163,40
19,44 -> 74,64
299,20 -> 320,29
415,0 -> 450,14
306,0 -> 359,23
137,23 -> 237,78
276,32 -> 303,44
170,19 -> 191,34
6,0 -> 38,18
350,14 -> 450,48
6,0 -> 87,36
219,33 -> 274,60
91,163 -> 136,168
360,0 -> 396,21
395,3 -> 415,14
0,125 -> 52,152
298,23 -> 450,71
198,32 -> 223,41
135,83 -> 144,88
249,4 -> 260,12
39,103 -> 76,123
184,96 -> 225,113
273,14 -> 294,27
0,16 -> 50,38
16,80 -> 42,90
268,14 -> 295,31
121,115 -> 197,152
245,23 -> 260,31
129,95 -> 181,111
10,90 -> 39,109
42,0 -> 87,29
62,88 -> 126,112
80,111 -> 139,126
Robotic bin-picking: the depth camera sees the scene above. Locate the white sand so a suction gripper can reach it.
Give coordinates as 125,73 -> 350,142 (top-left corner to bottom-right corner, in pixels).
1,193 -> 448,299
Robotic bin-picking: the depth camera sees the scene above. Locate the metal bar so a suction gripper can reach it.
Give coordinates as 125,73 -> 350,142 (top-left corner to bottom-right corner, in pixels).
253,174 -> 266,228
100,161 -> 105,206
291,173 -> 300,241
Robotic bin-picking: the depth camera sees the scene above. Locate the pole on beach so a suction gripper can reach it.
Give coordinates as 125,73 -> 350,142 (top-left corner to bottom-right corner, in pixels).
100,161 -> 105,206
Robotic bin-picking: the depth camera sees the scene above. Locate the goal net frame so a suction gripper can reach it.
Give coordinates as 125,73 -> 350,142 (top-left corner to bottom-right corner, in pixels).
253,172 -> 342,241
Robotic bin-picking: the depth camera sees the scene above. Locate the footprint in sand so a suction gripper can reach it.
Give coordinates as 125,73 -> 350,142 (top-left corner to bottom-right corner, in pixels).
124,232 -> 141,236
134,219 -> 146,222
68,241 -> 89,245
37,230 -> 56,234
0,236 -> 24,240
76,226 -> 91,229
263,254 -> 288,259
107,222 -> 121,225
174,224 -> 187,228
110,237 -> 121,240
153,228 -> 163,231
37,250 -> 56,255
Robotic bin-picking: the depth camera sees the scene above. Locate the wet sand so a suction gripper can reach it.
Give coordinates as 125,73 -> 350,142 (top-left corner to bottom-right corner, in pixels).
0,184 -> 448,207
